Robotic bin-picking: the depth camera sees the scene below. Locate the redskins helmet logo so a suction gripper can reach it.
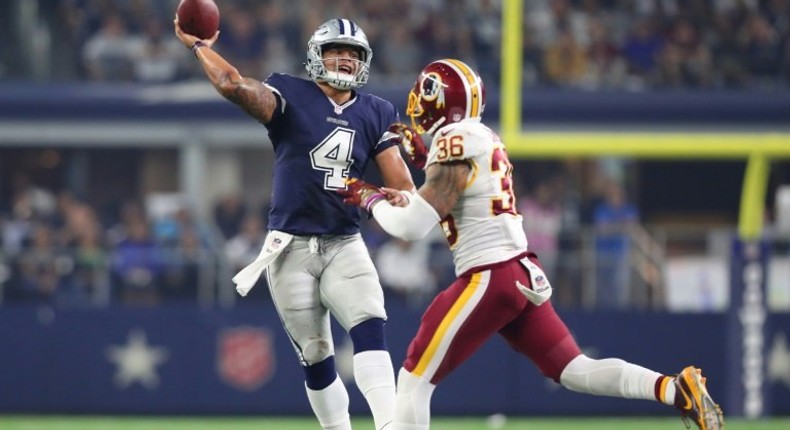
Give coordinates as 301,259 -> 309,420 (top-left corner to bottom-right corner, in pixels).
407,59 -> 485,135
407,71 -> 447,133
420,72 -> 446,108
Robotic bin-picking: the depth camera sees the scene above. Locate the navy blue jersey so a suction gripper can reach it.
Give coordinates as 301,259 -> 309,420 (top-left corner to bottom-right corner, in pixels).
263,73 -> 399,235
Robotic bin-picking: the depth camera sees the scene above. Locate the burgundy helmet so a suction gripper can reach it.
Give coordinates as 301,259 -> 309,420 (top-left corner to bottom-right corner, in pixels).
406,59 -> 486,135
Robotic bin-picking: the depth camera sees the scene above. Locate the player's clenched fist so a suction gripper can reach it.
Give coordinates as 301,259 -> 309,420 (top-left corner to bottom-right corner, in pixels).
388,123 -> 427,169
337,178 -> 386,212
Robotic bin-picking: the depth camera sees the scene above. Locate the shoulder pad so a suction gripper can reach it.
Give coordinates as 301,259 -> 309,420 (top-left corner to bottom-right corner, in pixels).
425,122 -> 490,167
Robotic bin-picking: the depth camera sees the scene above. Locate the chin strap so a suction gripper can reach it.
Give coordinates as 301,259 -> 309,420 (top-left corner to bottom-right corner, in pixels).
425,117 -> 446,136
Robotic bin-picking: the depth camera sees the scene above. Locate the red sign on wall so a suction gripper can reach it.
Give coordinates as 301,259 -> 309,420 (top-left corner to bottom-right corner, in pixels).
217,326 -> 275,391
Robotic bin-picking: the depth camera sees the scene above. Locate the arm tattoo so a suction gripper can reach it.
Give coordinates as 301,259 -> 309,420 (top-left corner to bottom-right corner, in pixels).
422,161 -> 469,216
222,77 -> 276,124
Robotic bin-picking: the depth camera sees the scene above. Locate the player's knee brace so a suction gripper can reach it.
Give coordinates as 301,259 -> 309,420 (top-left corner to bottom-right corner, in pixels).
304,356 -> 337,390
349,317 -> 386,353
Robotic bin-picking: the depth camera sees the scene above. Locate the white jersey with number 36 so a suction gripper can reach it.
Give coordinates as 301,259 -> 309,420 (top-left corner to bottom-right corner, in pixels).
425,118 -> 528,275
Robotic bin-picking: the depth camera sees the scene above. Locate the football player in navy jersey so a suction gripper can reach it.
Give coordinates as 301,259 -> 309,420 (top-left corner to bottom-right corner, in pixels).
175,17 -> 414,430
341,59 -> 724,430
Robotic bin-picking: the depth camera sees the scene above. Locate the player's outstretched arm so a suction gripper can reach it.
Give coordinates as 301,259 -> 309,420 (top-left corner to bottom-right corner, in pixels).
375,146 -> 416,206
174,18 -> 276,124
418,161 -> 468,218
368,161 -> 469,241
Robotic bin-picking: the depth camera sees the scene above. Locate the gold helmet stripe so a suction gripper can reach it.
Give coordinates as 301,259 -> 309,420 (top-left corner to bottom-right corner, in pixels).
442,59 -> 481,119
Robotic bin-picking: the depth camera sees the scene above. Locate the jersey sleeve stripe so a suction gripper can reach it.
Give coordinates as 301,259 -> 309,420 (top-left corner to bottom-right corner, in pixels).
264,83 -> 286,113
465,158 -> 480,189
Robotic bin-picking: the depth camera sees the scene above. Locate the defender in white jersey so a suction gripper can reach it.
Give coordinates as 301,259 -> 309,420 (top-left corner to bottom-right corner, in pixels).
340,59 -> 724,430
423,119 -> 527,275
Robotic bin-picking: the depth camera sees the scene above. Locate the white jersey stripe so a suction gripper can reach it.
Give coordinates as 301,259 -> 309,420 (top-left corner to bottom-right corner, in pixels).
263,83 -> 286,113
412,270 -> 491,380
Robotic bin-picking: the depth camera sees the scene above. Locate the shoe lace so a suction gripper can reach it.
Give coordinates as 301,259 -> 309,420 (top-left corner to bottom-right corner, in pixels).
674,372 -> 696,430
678,408 -> 692,429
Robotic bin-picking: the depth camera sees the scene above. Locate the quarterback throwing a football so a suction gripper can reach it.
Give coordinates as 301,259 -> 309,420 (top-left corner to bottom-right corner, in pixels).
176,17 -> 414,430
341,59 -> 725,430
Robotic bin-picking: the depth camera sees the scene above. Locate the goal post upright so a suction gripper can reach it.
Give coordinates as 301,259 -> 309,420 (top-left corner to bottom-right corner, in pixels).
499,0 -> 789,419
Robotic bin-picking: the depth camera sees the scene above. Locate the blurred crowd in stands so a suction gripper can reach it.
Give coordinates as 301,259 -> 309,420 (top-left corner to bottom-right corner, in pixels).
0,172 -> 448,308
32,0 -> 790,89
2,0 -> 787,310
0,173 -> 217,307
0,157 -> 650,310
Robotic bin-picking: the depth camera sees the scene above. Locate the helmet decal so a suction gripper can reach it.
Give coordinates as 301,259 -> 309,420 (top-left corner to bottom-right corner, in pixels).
420,71 -> 445,104
407,59 -> 486,135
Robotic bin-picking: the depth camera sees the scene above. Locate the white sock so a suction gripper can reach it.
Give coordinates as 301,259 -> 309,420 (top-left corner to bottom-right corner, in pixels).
559,354 -> 663,401
354,350 -> 397,430
392,368 -> 435,430
305,375 -> 352,430
661,377 -> 677,405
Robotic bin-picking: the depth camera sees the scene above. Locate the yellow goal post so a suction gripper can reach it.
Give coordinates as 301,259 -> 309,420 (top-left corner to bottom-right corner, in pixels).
500,0 -> 790,240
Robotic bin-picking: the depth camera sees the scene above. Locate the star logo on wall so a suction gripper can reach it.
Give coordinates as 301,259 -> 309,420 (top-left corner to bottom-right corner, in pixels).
768,331 -> 790,389
106,329 -> 169,389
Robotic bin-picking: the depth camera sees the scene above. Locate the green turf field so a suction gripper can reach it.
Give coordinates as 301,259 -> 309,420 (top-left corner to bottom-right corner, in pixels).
1,416 -> 788,430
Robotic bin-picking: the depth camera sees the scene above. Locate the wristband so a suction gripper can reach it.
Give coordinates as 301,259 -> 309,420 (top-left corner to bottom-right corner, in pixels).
399,190 -> 414,205
191,41 -> 206,57
364,193 -> 386,213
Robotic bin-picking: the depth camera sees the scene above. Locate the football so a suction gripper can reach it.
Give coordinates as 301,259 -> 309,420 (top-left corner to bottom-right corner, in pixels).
176,0 -> 220,40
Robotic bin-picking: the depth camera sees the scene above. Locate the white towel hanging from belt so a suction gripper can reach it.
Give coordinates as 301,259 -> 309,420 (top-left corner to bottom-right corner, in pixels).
232,230 -> 294,297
